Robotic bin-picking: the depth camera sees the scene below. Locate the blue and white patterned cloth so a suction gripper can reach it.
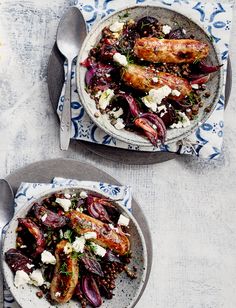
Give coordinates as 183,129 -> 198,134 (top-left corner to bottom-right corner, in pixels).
57,0 -> 234,160
3,177 -> 132,307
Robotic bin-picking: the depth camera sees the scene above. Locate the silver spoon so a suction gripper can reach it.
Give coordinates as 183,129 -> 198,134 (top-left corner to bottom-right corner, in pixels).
0,179 -> 14,305
56,7 -> 87,150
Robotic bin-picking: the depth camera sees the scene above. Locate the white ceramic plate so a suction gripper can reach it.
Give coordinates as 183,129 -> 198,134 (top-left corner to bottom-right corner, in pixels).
2,185 -> 147,308
77,5 -> 223,147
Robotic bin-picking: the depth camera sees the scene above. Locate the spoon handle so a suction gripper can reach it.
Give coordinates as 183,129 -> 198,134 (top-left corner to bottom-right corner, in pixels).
60,59 -> 72,150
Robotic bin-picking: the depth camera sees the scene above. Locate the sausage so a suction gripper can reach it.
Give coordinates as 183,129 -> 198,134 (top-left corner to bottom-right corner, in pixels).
50,240 -> 79,303
67,211 -> 130,256
122,64 -> 191,99
134,38 -> 209,63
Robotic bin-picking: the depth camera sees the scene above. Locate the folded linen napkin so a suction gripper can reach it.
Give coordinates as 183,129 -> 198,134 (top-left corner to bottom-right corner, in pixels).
3,177 -> 131,307
57,0 -> 233,160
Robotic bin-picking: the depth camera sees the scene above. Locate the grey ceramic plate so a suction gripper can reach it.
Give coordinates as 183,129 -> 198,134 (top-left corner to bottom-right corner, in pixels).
77,5 -> 223,147
4,158 -> 152,307
3,184 -> 147,308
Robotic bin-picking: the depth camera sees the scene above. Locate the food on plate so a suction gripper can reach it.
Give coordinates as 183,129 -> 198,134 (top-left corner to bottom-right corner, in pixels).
134,38 -> 209,63
5,190 -> 136,307
81,15 -> 221,145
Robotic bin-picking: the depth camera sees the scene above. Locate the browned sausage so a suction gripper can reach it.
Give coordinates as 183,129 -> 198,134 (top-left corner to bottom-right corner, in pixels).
50,240 -> 79,303
134,38 -> 209,63
67,211 -> 130,256
122,64 -> 191,99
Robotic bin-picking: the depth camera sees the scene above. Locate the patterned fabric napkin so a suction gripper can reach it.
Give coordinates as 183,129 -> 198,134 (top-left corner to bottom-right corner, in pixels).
3,177 -> 131,307
57,0 -> 234,160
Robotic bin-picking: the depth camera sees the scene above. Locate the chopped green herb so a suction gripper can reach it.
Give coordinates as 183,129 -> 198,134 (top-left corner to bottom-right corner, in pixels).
71,252 -> 84,259
71,198 -> 78,209
118,11 -> 130,19
59,262 -> 72,276
64,230 -> 73,243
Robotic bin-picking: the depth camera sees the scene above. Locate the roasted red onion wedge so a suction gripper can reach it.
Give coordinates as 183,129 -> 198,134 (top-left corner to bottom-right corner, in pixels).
104,249 -> 122,264
81,256 -> 104,277
190,75 -> 210,85
32,203 -> 69,229
87,196 -> 112,223
135,113 -> 167,145
197,61 -> 222,74
18,218 -> 46,257
114,94 -> 140,118
5,249 -> 34,274
82,275 -> 102,307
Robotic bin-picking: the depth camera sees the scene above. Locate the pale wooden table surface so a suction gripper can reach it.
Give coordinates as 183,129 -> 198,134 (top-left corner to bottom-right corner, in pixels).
0,1 -> 235,307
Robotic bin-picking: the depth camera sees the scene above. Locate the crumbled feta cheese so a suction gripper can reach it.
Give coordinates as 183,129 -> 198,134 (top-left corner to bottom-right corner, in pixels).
170,112 -> 191,129
41,250 -> 56,265
29,269 -> 44,287
64,193 -> 71,199
142,86 -> 172,112
41,213 -> 47,222
90,243 -> 106,257
113,53 -> 128,66
76,207 -> 83,212
84,232 -> 97,240
110,108 -> 124,119
114,118 -> 125,130
191,84 -> 199,89
157,105 -> 167,113
80,191 -> 88,199
55,292 -> 61,297
14,270 -> 31,287
59,229 -> 64,239
72,237 -> 86,253
64,242 -> 73,254
182,29 -> 186,34
108,224 -> 115,230
20,245 -> 27,248
95,90 -> 102,98
171,89 -> 181,97
44,281 -> 51,289
152,77 -> 158,83
55,198 -> 71,212
117,214 -> 130,227
162,25 -> 172,34
26,263 -> 34,269
99,89 -> 115,110
112,32 -> 120,39
109,21 -> 124,32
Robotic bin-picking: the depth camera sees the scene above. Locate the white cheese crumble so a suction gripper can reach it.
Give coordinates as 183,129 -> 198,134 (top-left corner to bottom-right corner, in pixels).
55,198 -> 71,212
14,270 -> 31,287
20,245 -> 27,248
162,25 -> 172,34
64,242 -> 73,254
26,263 -> 34,269
171,89 -> 181,97
41,213 -> 47,222
95,90 -> 102,98
84,232 -> 97,240
191,84 -> 199,89
72,237 -> 86,253
29,269 -> 44,287
170,112 -> 191,129
55,292 -> 61,297
157,105 -> 167,113
80,191 -> 88,199
41,250 -> 56,265
114,118 -> 125,130
64,193 -> 71,199
59,229 -> 64,239
117,214 -> 130,227
99,89 -> 115,110
142,86 -> 172,112
152,77 -> 158,83
90,243 -> 107,257
113,53 -> 128,66
110,108 -> 124,119
182,29 -> 186,34
109,21 -> 124,32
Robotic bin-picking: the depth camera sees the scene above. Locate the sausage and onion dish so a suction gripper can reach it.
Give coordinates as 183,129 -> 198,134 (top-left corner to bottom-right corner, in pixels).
5,190 -> 136,307
81,15 -> 221,145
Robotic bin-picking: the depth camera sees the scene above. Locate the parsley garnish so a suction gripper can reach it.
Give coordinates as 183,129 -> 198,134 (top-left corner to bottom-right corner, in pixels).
64,230 -> 73,243
59,262 -> 72,276
118,11 -> 130,19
